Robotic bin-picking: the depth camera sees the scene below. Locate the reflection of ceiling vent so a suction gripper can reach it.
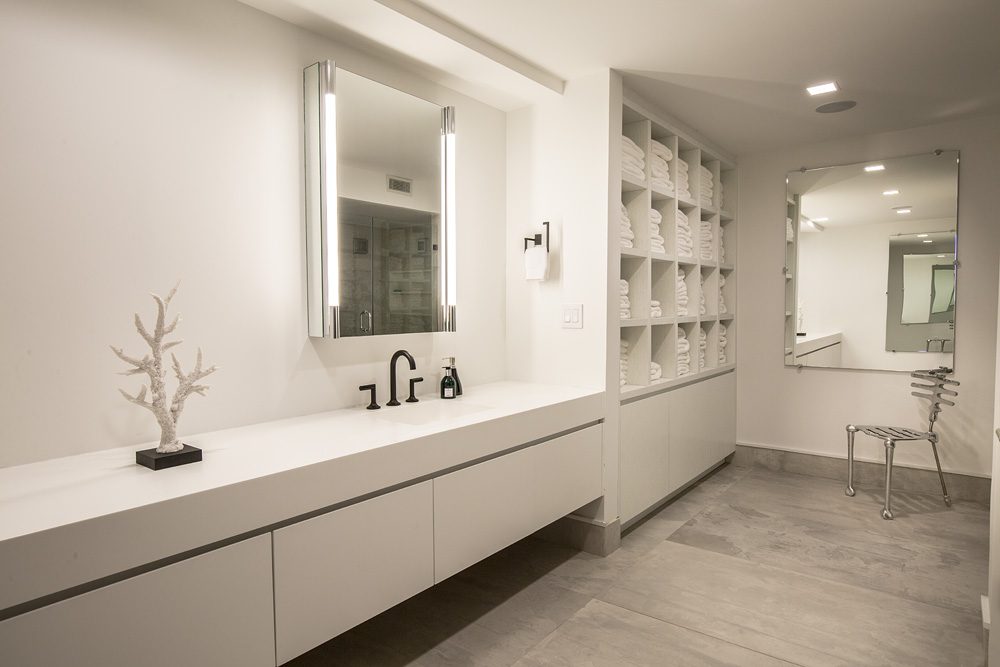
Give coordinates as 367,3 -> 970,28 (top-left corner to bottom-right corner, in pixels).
387,175 -> 412,196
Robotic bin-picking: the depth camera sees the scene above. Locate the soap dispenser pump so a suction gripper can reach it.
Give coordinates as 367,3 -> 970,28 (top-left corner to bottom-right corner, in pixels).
442,357 -> 463,396
440,366 -> 457,399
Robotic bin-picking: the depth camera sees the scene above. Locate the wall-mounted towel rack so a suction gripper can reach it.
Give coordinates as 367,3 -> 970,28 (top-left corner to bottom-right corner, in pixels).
524,221 -> 550,252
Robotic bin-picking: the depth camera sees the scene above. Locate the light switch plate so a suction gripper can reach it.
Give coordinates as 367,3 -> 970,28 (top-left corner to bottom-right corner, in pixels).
562,303 -> 583,329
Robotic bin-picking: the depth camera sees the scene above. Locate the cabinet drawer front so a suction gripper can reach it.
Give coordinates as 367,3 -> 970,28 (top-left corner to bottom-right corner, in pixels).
434,424 -> 603,582
273,481 -> 434,664
0,535 -> 275,667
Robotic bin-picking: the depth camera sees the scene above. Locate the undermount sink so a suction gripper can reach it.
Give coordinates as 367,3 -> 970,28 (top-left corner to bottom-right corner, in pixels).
375,400 -> 489,426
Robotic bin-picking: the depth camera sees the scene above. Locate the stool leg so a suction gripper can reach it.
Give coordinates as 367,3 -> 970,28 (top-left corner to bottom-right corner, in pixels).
881,439 -> 895,520
845,425 -> 857,497
928,436 -> 952,507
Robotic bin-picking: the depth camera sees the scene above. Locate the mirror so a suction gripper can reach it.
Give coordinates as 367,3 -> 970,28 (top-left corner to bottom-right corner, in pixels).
303,61 -> 456,338
784,151 -> 958,370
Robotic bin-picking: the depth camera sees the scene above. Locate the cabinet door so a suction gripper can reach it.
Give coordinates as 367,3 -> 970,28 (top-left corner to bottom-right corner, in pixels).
620,391 -> 671,523
272,481 -> 434,664
434,425 -> 603,582
0,535 -> 275,667
668,372 -> 736,492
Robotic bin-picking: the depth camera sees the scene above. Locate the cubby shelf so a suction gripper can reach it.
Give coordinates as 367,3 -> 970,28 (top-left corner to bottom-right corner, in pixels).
615,97 -> 737,400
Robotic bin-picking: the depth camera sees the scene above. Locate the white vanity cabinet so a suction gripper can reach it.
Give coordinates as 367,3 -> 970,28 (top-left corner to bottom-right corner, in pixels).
0,535 -> 275,667
433,425 -> 603,581
272,481 -> 434,664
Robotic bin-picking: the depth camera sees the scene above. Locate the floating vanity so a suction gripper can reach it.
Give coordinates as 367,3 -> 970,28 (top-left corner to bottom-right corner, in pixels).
0,382 -> 604,666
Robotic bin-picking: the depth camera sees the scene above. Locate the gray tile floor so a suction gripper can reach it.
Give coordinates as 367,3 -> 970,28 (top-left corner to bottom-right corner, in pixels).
288,464 -> 988,666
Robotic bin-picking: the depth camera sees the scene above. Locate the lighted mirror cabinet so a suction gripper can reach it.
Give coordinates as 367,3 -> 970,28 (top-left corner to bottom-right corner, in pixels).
303,61 -> 457,338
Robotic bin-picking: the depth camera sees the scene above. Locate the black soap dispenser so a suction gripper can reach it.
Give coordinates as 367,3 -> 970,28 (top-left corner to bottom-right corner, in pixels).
440,366 -> 457,399
443,356 -> 463,396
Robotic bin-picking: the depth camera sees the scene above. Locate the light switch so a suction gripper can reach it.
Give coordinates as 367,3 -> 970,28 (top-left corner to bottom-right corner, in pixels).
562,304 -> 583,329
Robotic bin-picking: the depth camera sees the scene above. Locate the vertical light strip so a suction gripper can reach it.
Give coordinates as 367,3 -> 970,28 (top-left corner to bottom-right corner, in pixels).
441,107 -> 457,329
320,61 -> 339,310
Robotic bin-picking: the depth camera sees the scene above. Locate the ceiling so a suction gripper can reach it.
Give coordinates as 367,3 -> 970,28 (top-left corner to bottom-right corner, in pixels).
788,151 -> 959,227
243,0 -> 1000,156
383,0 -> 1000,155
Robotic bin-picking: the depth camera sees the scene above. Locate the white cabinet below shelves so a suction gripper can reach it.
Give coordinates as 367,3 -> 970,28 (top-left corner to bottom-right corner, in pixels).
668,372 -> 736,493
0,535 -> 275,667
620,391 -> 670,522
273,481 -> 434,665
434,425 -> 603,582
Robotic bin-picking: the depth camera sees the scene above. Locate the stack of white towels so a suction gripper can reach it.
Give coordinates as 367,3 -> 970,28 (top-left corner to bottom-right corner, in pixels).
699,219 -> 714,261
676,275 -> 689,316
676,209 -> 693,258
719,230 -> 727,264
698,327 -> 708,371
718,324 -> 728,365
649,139 -> 674,193
619,339 -> 630,387
622,136 -> 645,183
719,274 -> 728,314
676,158 -> 691,200
699,165 -> 714,208
620,202 -> 634,248
650,299 -> 662,318
786,217 -> 794,242
649,208 -> 665,254
620,279 -> 631,320
677,328 -> 691,376
699,273 -> 707,316
650,361 -> 663,382
718,180 -> 726,211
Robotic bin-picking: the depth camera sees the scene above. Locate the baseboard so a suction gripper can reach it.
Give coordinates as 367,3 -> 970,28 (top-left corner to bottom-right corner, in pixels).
982,594 -> 990,666
533,515 -> 621,557
735,443 -> 990,505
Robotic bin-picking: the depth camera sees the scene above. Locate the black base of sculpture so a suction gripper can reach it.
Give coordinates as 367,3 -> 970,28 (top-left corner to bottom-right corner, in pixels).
136,444 -> 202,470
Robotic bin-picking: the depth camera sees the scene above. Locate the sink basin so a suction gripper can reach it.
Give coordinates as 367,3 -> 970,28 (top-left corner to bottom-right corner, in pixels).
375,400 -> 489,426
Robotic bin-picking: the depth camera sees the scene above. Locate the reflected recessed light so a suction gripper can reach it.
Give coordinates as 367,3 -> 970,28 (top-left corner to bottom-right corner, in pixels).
882,189 -> 899,196
895,208 -> 912,214
917,233 -> 929,237
937,255 -> 946,258
923,239 -> 933,243
807,82 -> 839,96
864,164 -> 885,172
813,217 -> 829,222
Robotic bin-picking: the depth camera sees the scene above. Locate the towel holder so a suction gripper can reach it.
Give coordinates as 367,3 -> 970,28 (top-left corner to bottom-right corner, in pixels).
524,221 -> 550,252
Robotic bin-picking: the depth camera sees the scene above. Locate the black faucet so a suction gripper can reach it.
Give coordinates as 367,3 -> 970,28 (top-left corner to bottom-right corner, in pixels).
387,349 -> 416,406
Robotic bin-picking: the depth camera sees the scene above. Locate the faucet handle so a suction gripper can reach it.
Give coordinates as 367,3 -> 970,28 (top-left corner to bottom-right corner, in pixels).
407,377 -> 424,403
359,384 -> 380,410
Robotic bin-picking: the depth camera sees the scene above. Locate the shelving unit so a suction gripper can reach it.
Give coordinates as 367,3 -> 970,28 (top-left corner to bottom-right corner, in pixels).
616,101 -> 738,401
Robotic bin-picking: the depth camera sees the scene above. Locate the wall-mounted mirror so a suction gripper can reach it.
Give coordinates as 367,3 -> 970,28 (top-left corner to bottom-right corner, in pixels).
303,61 -> 456,338
784,150 -> 958,370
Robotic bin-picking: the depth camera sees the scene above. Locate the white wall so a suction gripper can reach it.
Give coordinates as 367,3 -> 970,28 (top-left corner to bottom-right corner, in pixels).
797,217 -> 952,370
738,113 -> 1000,476
0,0 -> 507,468
505,69 -> 613,520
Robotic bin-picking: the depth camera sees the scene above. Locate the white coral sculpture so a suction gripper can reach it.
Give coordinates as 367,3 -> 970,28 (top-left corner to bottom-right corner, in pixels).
111,284 -> 218,453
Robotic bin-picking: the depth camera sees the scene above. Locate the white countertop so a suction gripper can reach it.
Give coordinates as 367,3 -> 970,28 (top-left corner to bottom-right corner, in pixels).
0,381 -> 604,611
794,332 -> 843,356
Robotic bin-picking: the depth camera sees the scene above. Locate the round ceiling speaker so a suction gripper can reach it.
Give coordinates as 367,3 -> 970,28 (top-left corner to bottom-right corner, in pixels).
815,100 -> 857,113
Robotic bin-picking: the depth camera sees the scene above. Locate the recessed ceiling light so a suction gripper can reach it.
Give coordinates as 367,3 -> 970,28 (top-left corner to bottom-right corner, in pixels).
807,82 -> 839,96
895,208 -> 912,214
937,255 -> 946,258
923,239 -> 933,243
813,217 -> 829,222
864,164 -> 885,172
882,189 -> 899,196
917,233 -> 929,238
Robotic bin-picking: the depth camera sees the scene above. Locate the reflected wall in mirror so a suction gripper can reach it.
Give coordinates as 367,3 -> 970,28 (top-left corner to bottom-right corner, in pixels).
303,61 -> 456,338
784,151 -> 958,371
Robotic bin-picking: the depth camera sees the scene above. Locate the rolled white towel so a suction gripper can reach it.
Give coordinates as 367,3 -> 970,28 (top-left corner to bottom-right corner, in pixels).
677,159 -> 689,172
621,226 -> 635,240
650,234 -> 665,246
620,309 -> 631,320
620,237 -> 634,248
651,176 -> 675,193
650,139 -> 673,162
649,208 -> 662,225
620,279 -> 629,295
677,338 -> 690,353
621,135 -> 645,160
650,362 -> 662,381
619,295 -> 631,308
650,154 -> 670,177
622,162 -> 646,183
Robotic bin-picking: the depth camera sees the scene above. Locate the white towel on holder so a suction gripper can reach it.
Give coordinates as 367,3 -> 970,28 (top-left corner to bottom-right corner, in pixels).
524,245 -> 548,280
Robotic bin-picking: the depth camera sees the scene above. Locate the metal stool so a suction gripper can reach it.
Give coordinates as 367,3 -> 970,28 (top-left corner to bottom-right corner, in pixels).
845,367 -> 958,519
